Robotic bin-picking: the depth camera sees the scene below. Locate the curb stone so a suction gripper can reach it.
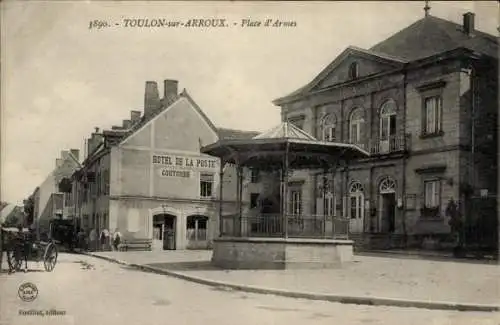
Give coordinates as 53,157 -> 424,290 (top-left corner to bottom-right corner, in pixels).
85,252 -> 500,313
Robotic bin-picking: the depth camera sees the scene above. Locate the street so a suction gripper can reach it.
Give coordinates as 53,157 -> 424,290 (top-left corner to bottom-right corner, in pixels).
0,253 -> 498,325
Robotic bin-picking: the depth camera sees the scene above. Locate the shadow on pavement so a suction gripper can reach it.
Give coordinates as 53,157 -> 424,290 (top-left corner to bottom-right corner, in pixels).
145,261 -> 221,271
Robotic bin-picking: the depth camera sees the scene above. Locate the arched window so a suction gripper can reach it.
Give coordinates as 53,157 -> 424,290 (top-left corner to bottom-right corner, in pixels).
379,177 -> 396,194
379,100 -> 397,141
349,181 -> 364,220
321,114 -> 336,142
349,108 -> 364,145
348,62 -> 359,79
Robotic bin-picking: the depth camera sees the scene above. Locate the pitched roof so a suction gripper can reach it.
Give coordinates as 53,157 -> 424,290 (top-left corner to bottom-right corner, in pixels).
370,15 -> 498,61
253,122 -> 317,141
217,128 -> 260,140
274,46 -> 407,103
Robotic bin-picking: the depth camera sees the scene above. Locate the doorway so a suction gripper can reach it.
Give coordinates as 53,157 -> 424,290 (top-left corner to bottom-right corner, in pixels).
379,193 -> 396,233
349,182 -> 365,233
152,213 -> 177,250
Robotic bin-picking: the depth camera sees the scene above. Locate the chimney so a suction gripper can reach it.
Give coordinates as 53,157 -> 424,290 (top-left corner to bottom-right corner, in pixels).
144,81 -> 161,118
87,128 -> 104,157
56,158 -> 63,168
130,110 -> 141,123
463,12 -> 475,35
122,119 -> 132,129
61,150 -> 69,160
70,149 -> 79,162
163,79 -> 178,103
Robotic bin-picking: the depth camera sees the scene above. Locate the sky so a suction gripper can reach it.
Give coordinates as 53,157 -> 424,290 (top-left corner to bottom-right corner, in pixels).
1,1 -> 498,205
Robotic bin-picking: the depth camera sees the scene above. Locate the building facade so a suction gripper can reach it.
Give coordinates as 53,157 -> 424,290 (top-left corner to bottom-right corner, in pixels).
272,12 -> 498,249
73,79 -> 259,250
34,149 -> 81,233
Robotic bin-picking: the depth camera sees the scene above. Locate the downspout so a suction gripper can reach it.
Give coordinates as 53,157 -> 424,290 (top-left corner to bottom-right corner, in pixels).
402,69 -> 408,248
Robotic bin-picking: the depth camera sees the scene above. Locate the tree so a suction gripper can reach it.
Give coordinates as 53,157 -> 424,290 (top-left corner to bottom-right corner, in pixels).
23,196 -> 35,226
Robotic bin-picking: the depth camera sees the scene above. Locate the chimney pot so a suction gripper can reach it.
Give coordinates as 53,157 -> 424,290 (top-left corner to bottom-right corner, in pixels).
463,12 -> 475,35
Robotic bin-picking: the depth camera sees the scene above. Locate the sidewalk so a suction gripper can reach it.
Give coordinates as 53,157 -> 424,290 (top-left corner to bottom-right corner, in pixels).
86,250 -> 500,311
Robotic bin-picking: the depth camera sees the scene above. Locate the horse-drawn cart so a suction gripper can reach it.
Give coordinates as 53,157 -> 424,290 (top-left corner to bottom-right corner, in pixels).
2,227 -> 58,272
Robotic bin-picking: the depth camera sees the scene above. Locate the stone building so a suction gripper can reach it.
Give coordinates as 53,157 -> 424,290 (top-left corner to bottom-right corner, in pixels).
272,12 -> 498,249
72,79 -> 258,250
34,149 -> 81,234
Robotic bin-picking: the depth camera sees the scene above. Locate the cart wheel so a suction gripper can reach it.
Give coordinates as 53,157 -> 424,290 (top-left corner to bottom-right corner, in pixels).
7,243 -> 23,272
43,243 -> 58,272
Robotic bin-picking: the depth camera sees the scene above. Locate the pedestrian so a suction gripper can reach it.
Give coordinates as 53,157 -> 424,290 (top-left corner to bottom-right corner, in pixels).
89,228 -> 97,252
113,229 -> 122,251
101,229 -> 110,251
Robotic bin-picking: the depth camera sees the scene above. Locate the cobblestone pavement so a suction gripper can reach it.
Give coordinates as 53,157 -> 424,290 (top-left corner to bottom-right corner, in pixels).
1,253 -> 498,325
92,250 -> 500,305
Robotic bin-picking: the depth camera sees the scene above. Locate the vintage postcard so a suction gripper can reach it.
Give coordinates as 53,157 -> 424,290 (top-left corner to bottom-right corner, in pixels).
1,1 -> 499,324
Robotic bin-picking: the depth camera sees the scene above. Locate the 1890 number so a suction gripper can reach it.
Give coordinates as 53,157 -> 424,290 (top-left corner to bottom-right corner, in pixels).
89,20 -> 109,30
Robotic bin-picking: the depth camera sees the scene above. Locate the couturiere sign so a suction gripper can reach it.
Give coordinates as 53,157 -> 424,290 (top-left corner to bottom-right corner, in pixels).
152,154 -> 217,170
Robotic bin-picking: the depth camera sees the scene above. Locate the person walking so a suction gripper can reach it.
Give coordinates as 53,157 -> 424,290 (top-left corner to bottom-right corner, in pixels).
112,229 -> 122,251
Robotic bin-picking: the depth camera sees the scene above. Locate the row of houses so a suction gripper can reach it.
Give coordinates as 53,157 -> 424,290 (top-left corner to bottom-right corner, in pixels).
25,11 -> 498,251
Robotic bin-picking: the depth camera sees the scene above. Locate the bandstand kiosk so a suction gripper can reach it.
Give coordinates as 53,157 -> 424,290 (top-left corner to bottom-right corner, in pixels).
201,122 -> 370,269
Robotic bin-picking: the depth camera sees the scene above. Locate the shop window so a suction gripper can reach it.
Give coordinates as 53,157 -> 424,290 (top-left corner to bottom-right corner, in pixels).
186,215 -> 208,241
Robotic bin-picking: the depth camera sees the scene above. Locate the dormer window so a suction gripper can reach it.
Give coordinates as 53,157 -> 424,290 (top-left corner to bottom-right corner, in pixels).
348,62 -> 359,79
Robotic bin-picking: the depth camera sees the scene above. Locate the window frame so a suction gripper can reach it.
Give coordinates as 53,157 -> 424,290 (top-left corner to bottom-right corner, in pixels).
423,178 -> 441,209
421,94 -> 443,137
250,169 -> 260,183
379,100 -> 397,141
199,173 -> 215,199
349,181 -> 364,220
349,108 -> 364,144
321,114 -> 336,142
289,189 -> 302,216
348,62 -> 359,79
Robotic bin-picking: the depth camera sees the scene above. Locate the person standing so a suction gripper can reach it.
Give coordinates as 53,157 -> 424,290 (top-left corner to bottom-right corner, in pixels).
89,228 -> 97,252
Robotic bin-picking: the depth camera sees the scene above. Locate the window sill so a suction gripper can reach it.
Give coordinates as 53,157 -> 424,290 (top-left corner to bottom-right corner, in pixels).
419,131 -> 444,139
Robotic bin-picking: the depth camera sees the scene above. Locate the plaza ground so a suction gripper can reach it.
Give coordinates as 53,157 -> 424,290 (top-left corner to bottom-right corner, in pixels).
1,253 -> 499,325
89,250 -> 500,305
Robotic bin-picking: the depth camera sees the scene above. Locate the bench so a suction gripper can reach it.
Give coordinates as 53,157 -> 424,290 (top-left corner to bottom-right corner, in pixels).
119,240 -> 152,251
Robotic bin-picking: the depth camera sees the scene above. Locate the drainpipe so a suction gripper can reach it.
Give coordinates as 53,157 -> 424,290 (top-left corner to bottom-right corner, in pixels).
402,69 -> 408,247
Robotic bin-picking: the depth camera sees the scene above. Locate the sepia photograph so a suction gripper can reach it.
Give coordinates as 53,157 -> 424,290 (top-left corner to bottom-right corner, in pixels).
0,1 -> 499,324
